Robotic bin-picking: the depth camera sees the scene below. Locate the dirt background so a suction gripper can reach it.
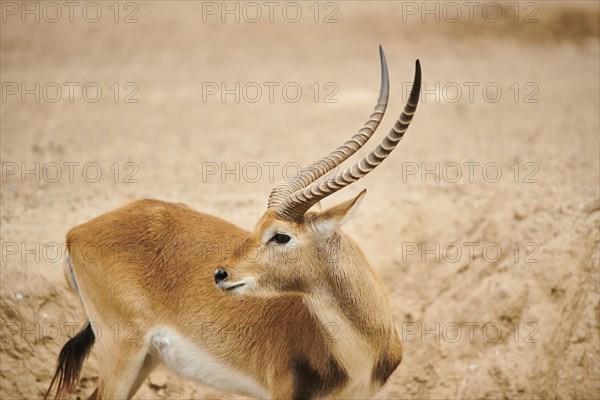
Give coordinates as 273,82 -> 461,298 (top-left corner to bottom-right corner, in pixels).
1,1 -> 599,399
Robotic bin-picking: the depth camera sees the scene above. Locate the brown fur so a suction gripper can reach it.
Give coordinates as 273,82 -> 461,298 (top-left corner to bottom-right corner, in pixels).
47,198 -> 402,399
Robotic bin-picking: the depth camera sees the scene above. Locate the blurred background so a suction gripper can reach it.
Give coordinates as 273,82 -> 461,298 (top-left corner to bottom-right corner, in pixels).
1,1 -> 599,399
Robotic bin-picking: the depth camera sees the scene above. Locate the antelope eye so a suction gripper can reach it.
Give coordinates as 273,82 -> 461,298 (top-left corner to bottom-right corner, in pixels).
272,233 -> 291,244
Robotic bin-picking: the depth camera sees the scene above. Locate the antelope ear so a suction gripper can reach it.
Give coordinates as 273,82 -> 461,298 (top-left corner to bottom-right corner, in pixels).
312,189 -> 366,236
311,201 -> 322,212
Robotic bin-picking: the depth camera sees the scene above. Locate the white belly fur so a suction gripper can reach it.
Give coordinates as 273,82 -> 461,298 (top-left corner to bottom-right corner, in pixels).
148,326 -> 270,398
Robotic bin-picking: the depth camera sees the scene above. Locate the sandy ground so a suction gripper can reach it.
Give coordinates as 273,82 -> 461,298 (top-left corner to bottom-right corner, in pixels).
1,1 -> 599,399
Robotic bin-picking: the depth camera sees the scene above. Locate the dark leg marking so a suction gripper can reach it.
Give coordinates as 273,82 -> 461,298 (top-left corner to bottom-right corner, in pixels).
372,351 -> 402,386
291,356 -> 348,400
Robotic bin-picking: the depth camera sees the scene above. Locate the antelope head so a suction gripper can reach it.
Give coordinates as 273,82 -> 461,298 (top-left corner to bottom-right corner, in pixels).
214,46 -> 421,297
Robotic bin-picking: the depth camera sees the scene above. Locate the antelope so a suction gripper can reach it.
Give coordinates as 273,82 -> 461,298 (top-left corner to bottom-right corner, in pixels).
45,46 -> 421,400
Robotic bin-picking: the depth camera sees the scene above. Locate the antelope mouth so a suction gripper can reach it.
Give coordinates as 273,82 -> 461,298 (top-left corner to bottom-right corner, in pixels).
223,282 -> 246,291
217,279 -> 251,292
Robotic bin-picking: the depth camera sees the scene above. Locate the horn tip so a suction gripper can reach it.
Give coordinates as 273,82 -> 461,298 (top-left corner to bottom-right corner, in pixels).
414,59 -> 422,86
379,45 -> 388,65
378,46 -> 390,98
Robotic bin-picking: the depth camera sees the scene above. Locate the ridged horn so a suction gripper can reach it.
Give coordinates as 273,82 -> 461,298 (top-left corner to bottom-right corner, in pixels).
275,59 -> 422,222
267,45 -> 390,208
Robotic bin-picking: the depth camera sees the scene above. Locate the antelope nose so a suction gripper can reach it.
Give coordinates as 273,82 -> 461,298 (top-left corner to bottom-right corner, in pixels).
213,269 -> 228,284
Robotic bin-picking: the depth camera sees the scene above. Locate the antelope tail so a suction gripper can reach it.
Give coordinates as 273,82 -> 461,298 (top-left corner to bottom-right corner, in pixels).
44,322 -> 95,400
